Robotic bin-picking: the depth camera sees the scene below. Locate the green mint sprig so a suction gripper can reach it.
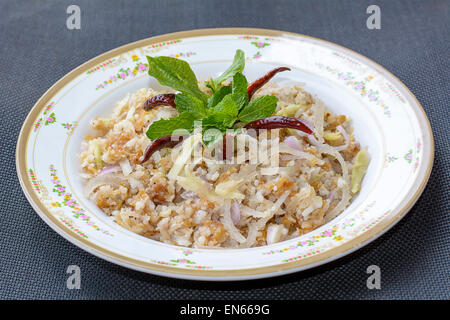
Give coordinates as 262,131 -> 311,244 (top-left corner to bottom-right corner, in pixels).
145,113 -> 195,140
145,50 -> 278,145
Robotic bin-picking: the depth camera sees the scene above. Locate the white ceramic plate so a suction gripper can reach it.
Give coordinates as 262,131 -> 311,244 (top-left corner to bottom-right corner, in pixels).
16,28 -> 434,281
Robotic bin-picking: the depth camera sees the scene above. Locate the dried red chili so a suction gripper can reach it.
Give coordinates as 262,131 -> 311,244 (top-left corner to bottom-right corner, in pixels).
244,116 -> 313,135
221,116 -> 313,160
143,94 -> 176,111
140,135 -> 185,164
247,67 -> 291,100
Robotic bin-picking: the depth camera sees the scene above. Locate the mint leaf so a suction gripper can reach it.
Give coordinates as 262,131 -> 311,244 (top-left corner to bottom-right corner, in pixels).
238,95 -> 278,123
145,50 -> 280,146
232,73 -> 248,94
202,112 -> 236,131
147,56 -> 207,102
174,93 -> 208,119
231,73 -> 248,110
212,49 -> 245,90
207,85 -> 232,109
146,113 -> 194,140
204,93 -> 240,146
212,95 -> 238,118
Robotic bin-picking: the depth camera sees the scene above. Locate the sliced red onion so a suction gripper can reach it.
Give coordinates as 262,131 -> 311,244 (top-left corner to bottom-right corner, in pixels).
335,125 -> 350,151
99,165 -> 121,175
284,136 -> 302,151
295,130 -> 309,137
84,173 -> 124,197
230,201 -> 241,225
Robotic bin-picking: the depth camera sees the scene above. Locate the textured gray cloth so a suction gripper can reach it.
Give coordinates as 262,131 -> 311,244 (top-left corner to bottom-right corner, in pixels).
1,0 -> 449,300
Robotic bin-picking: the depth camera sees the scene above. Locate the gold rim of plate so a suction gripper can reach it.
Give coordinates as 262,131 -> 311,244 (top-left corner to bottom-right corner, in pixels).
16,28 -> 434,280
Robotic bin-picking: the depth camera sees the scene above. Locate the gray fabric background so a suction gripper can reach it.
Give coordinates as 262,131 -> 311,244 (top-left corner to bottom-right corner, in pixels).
1,0 -> 448,300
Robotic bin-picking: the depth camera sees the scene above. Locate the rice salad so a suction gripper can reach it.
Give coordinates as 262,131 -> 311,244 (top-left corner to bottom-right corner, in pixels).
79,51 -> 370,248
80,83 -> 370,248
